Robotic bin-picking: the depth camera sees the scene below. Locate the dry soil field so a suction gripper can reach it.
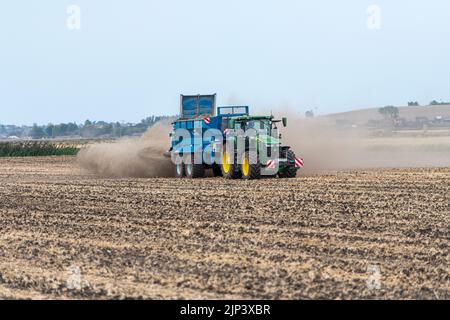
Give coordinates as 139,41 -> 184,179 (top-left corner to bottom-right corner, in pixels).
0,156 -> 449,299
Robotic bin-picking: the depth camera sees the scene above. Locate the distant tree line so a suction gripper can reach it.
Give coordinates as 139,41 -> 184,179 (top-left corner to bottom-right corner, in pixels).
0,115 -> 175,140
429,100 -> 450,106
407,100 -> 450,107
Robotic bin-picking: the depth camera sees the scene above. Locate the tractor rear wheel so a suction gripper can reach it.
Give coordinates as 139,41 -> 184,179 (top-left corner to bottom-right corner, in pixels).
212,164 -> 223,177
221,150 -> 241,179
241,151 -> 261,180
279,149 -> 298,178
185,154 -> 205,179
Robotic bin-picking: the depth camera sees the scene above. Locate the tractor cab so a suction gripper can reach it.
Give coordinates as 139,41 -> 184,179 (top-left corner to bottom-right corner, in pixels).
226,116 -> 288,142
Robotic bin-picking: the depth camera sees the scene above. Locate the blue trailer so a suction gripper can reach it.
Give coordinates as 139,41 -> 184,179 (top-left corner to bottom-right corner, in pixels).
166,94 -> 303,179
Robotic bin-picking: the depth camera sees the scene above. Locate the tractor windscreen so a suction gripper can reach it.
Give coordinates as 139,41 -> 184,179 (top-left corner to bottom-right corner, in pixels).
245,120 -> 272,135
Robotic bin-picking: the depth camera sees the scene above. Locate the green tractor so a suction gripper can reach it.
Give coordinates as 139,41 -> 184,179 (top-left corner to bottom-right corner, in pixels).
220,114 -> 303,180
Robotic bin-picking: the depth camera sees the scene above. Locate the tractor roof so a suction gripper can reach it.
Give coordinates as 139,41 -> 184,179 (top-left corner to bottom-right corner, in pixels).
232,115 -> 274,121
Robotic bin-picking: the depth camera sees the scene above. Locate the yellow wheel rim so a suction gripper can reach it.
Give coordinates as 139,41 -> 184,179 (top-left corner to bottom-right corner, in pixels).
242,155 -> 250,177
222,151 -> 231,174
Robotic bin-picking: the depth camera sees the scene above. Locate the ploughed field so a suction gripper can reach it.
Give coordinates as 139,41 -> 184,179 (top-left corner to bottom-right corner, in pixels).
0,156 -> 448,299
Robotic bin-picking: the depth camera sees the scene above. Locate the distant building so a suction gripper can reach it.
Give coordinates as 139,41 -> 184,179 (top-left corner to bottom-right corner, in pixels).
432,116 -> 450,125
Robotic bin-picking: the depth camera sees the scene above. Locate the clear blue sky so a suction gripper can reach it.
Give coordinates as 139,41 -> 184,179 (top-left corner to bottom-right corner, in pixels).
0,0 -> 449,125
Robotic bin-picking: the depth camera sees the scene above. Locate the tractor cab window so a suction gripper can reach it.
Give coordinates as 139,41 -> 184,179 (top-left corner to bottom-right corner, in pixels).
246,120 -> 271,134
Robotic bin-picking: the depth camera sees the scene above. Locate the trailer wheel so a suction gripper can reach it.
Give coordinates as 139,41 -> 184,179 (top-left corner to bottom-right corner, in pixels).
278,149 -> 298,178
185,154 -> 205,179
174,163 -> 185,178
221,150 -> 241,179
241,151 -> 261,180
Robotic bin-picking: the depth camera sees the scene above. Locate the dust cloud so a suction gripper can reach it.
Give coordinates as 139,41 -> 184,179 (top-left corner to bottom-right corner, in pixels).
282,116 -> 450,175
77,123 -> 173,178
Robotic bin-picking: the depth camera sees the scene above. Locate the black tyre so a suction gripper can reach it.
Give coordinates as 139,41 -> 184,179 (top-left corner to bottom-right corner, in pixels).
221,150 -> 241,179
185,154 -> 205,179
212,164 -> 223,177
279,149 -> 298,178
241,151 -> 261,180
174,162 -> 185,178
